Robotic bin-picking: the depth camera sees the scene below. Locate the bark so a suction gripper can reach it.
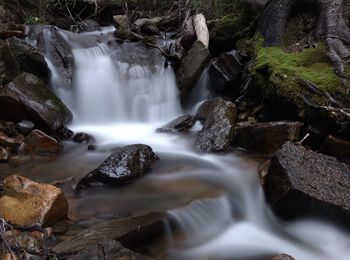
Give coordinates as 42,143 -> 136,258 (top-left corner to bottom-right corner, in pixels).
253,0 -> 350,77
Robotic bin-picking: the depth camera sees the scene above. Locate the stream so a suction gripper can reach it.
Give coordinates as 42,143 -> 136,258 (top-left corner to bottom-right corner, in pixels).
4,27 -> 350,259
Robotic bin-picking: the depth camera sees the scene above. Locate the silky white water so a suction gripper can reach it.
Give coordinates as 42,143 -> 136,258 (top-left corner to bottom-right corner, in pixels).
40,27 -> 350,260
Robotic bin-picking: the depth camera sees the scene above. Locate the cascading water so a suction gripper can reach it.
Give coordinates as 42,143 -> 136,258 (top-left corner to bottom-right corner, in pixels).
31,27 -> 350,259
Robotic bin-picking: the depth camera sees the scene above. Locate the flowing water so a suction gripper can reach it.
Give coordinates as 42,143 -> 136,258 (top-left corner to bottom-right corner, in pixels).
7,27 -> 350,259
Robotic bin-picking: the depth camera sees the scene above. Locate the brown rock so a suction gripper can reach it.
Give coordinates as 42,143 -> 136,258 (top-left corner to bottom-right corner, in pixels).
0,175 -> 68,226
113,15 -> 130,30
19,129 -> 62,156
0,131 -> 24,150
233,121 -> 303,154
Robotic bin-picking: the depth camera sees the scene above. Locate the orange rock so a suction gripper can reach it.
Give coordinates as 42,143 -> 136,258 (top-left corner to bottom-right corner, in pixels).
0,175 -> 68,226
18,129 -> 62,155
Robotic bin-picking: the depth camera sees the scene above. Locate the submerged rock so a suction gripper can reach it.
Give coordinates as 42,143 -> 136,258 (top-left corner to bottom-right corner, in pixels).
68,240 -> 151,260
76,144 -> 159,189
265,142 -> 350,222
0,175 -> 68,226
194,98 -> 237,153
0,72 -> 72,131
73,132 -> 94,144
209,50 -> 244,95
19,129 -> 62,156
233,121 -> 303,154
177,41 -> 210,104
157,115 -> 195,133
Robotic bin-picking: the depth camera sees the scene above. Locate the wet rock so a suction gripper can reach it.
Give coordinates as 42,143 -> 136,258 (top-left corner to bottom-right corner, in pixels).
0,37 -> 49,85
177,41 -> 210,104
113,15 -> 130,30
0,175 -> 68,226
68,240 -> 151,260
73,132 -> 94,144
75,19 -> 100,33
157,115 -> 195,133
320,135 -> 350,162
55,125 -> 74,141
271,254 -> 295,260
0,146 -> 10,162
38,27 -> 73,89
88,145 -> 97,151
0,72 -> 72,131
76,144 -> 159,189
233,121 -> 303,154
15,120 -> 35,135
19,129 -> 62,156
265,142 -> 350,222
0,131 -> 24,150
209,50 -> 244,95
194,98 -> 237,153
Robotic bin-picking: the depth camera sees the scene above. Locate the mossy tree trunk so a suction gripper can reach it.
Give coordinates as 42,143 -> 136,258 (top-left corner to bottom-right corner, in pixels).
246,0 -> 350,77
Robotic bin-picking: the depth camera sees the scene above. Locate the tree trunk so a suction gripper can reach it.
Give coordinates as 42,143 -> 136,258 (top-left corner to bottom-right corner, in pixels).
252,0 -> 350,77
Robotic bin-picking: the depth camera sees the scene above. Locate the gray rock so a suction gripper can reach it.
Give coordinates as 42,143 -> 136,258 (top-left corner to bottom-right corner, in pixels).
76,144 -> 159,189
233,121 -> 303,154
265,142 -> 350,222
16,120 -> 35,135
157,115 -> 195,133
0,72 -> 72,131
194,98 -> 237,153
177,41 -> 210,104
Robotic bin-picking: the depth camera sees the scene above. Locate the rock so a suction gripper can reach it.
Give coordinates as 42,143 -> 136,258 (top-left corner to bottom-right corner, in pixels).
76,144 -> 159,189
0,72 -> 72,131
68,240 -> 151,260
194,98 -> 237,153
233,121 -> 303,154
37,27 -> 74,89
55,125 -> 74,141
177,41 -> 210,104
0,146 -> 10,161
141,23 -> 161,36
0,24 -> 27,39
16,120 -> 35,135
0,175 -> 68,226
271,254 -> 295,260
19,129 -> 62,156
209,50 -> 244,96
113,15 -> 130,30
0,37 -> 49,85
157,115 -> 195,133
73,132 -> 94,144
320,135 -> 350,162
265,142 -> 350,222
0,131 -> 24,150
75,19 -> 100,33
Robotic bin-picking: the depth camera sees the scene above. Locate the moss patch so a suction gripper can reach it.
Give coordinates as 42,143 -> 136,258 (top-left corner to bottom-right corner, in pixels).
253,42 -> 346,107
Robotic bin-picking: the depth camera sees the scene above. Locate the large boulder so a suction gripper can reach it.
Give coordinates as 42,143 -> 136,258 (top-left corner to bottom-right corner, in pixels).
265,142 -> 350,222
76,144 -> 159,189
18,129 -> 62,156
194,98 -> 237,153
0,175 -> 68,226
0,38 -> 49,85
177,41 -> 210,104
0,72 -> 72,131
233,121 -> 303,154
209,50 -> 244,96
68,240 -> 151,260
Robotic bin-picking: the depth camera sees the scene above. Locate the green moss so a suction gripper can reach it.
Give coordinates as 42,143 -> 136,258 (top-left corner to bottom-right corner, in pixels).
253,42 -> 345,106
24,16 -> 47,25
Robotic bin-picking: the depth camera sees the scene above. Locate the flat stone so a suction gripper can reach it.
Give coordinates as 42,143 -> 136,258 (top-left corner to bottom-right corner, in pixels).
233,121 -> 303,154
0,175 -> 68,226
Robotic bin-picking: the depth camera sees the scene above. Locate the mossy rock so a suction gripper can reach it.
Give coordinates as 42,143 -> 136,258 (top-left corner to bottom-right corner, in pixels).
0,72 -> 72,131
